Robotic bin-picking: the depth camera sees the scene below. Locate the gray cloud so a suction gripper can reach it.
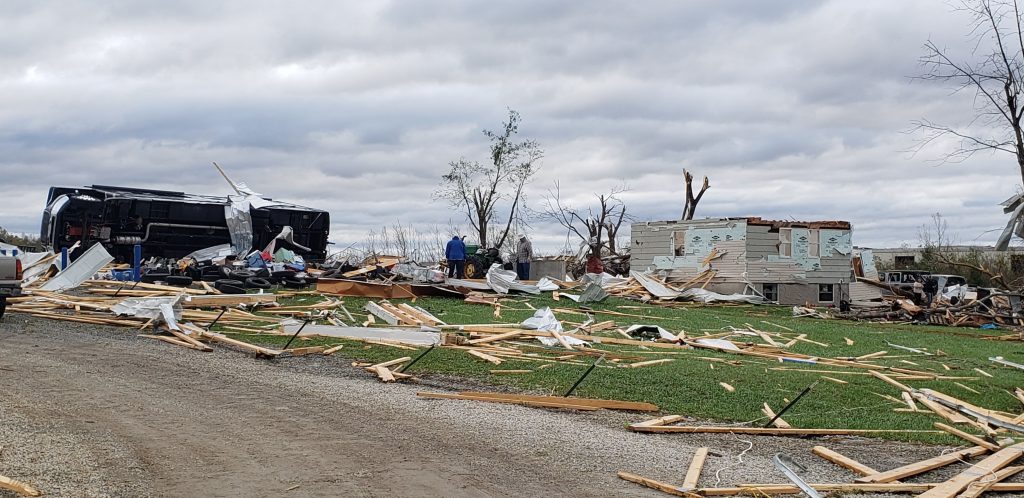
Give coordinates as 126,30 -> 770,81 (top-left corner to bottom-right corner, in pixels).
0,0 -> 1019,256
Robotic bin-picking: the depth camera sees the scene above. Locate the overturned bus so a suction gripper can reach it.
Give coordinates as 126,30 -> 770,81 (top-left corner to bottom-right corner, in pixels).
40,185 -> 330,263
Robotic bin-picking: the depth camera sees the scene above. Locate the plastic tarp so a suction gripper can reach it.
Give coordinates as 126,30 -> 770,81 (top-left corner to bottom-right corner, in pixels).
485,264 -> 540,294
521,307 -> 589,346
695,338 -> 741,351
40,243 -> 113,291
184,244 -> 234,263
535,277 -> 559,291
679,288 -> 764,304
393,263 -> 446,283
111,296 -> 183,321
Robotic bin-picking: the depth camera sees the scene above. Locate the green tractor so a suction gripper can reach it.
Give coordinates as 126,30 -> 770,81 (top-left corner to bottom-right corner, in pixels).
462,244 -> 504,279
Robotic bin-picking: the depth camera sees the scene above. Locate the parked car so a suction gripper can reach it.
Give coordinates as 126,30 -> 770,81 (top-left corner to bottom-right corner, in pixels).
0,254 -> 23,319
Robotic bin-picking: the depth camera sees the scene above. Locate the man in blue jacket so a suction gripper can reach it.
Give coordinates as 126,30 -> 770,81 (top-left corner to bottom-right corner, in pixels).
445,236 -> 466,279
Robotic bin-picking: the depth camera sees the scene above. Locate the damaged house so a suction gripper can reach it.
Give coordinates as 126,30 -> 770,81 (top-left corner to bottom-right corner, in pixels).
630,217 -> 853,306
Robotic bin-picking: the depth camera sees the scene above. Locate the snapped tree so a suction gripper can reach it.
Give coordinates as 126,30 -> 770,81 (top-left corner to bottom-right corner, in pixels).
681,169 -> 710,220
541,182 -> 630,259
436,109 -> 542,250
915,0 -> 1024,247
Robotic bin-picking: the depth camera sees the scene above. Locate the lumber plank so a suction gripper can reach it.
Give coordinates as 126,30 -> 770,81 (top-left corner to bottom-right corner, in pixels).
957,465 -> 1024,498
917,443 -> 1024,498
625,358 -> 674,368
629,425 -> 937,436
467,329 -> 524,345
0,475 -> 42,497
697,483 -> 1024,496
200,331 -> 282,357
183,293 -> 277,307
458,391 -> 659,412
811,446 -> 879,476
416,392 -> 600,411
762,403 -> 791,428
373,365 -> 396,382
870,370 -> 913,392
617,471 -> 696,497
467,349 -> 503,365
934,423 -> 1000,451
367,357 -> 413,369
682,447 -> 709,489
856,446 -> 990,483
633,414 -> 685,427
322,344 -> 345,355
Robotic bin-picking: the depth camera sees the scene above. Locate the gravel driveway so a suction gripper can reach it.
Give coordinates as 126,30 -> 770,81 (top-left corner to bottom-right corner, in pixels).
0,315 -> 978,497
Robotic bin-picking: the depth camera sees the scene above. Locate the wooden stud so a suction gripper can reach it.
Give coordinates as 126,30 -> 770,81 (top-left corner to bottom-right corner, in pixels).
467,349 -> 503,365
933,423 -> 1000,451
682,448 -> 709,489
811,446 -> 879,476
856,446 -> 990,483
917,443 -> 1024,498
957,465 -> 1024,498
762,403 -> 790,428
0,475 -> 42,497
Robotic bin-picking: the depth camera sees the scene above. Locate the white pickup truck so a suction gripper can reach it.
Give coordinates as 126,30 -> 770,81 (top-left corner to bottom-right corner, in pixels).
0,255 -> 22,319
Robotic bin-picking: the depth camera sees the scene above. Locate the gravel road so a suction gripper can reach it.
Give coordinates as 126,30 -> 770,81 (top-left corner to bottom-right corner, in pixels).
0,314 -> 987,497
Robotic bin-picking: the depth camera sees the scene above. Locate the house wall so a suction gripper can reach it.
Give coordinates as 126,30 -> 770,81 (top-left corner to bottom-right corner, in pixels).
631,217 -> 853,305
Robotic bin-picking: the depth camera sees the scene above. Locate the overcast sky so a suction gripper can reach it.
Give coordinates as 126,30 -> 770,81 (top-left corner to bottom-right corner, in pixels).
0,0 -> 1019,255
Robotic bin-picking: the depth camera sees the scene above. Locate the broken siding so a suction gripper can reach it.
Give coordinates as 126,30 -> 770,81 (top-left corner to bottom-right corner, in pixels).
630,222 -> 675,270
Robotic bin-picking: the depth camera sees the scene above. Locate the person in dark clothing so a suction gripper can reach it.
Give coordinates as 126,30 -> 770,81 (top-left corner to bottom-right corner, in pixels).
516,236 -> 533,280
922,277 -> 938,307
445,236 -> 466,279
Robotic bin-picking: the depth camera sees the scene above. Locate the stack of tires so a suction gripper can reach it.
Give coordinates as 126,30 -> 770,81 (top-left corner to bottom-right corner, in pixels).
139,263 -> 315,293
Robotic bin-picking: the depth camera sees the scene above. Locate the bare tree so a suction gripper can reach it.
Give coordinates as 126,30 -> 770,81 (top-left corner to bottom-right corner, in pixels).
435,109 -> 542,251
681,169 -> 710,220
915,0 -> 1024,181
542,182 -> 630,260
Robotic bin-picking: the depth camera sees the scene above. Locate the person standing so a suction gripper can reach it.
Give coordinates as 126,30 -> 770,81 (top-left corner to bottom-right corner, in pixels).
516,235 -> 533,280
923,276 -> 938,307
445,236 -> 466,279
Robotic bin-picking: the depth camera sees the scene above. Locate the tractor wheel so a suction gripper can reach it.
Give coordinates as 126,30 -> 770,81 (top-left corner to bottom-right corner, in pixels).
465,256 -> 487,279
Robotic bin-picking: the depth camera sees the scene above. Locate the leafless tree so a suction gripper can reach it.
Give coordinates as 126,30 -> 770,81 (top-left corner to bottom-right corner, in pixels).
541,182 -> 630,259
914,0 -> 1024,186
681,169 -> 710,220
435,109 -> 542,251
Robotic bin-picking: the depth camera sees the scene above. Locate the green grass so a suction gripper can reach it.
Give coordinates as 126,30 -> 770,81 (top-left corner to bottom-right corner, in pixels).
227,293 -> 1024,444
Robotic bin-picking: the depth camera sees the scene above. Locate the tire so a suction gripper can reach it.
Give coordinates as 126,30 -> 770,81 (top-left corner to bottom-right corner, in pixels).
219,266 -> 234,278
244,277 -> 272,289
201,274 -> 221,282
0,297 -> 6,320
141,271 -> 170,284
218,284 -> 246,294
254,268 -> 271,278
230,270 -> 256,280
271,270 -> 297,280
164,275 -> 193,287
283,277 -> 307,289
215,279 -> 245,292
464,255 -> 487,279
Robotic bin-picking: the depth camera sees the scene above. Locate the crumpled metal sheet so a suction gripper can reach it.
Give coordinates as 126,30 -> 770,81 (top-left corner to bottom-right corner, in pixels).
111,296 -> 183,320
680,288 -> 765,304
485,264 -> 540,294
997,193 -> 1024,250
630,270 -> 681,299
